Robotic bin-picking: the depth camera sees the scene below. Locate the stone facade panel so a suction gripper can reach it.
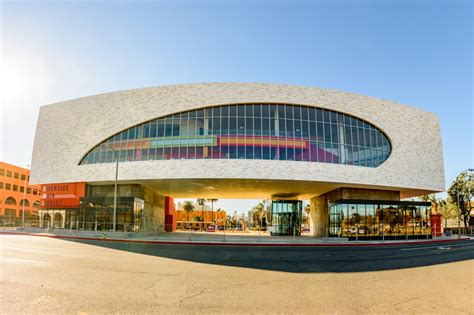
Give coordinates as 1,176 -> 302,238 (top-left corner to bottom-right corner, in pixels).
30,83 -> 445,197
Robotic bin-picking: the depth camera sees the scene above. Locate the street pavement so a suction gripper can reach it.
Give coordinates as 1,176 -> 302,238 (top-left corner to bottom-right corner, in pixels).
3,227 -> 467,245
1,235 -> 473,314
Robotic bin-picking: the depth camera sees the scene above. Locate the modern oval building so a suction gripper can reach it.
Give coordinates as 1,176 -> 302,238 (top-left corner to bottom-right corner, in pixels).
30,83 -> 445,239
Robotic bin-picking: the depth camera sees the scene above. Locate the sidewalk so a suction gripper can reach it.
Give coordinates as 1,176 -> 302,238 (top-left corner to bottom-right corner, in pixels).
0,227 -> 471,246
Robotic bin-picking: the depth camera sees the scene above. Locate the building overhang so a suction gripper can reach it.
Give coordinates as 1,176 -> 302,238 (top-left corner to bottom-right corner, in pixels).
85,178 -> 438,200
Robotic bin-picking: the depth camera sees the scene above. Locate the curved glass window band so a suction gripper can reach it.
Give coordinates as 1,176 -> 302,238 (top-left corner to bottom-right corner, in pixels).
80,104 -> 391,168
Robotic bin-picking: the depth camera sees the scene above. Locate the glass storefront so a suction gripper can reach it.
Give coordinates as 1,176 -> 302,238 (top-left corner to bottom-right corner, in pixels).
329,201 -> 432,240
269,200 -> 302,236
37,197 -> 144,232
39,197 -> 144,232
80,104 -> 391,168
78,197 -> 145,232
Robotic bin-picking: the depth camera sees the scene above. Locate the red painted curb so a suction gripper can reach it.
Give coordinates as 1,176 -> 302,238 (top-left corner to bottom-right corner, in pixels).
0,231 -> 471,247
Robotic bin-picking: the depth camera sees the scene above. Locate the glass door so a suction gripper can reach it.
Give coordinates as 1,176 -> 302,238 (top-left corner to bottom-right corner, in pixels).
270,200 -> 302,236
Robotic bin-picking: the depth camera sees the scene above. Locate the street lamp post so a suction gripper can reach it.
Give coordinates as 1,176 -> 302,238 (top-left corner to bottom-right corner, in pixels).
112,149 -> 118,233
21,165 -> 30,229
456,169 -> 474,239
102,144 -> 119,233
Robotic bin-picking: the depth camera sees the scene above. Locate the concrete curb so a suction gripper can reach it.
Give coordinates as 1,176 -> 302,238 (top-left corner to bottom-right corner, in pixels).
0,231 -> 471,247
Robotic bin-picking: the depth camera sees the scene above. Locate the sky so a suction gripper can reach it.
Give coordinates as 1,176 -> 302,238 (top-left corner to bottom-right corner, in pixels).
0,0 -> 472,214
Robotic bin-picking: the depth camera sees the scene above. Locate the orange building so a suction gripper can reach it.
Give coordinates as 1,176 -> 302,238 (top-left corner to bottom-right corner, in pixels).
0,162 -> 41,226
175,209 -> 227,230
175,209 -> 227,222
38,182 -> 86,229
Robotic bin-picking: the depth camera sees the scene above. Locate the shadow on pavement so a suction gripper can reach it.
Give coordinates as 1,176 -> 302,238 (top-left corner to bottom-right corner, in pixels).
64,238 -> 474,273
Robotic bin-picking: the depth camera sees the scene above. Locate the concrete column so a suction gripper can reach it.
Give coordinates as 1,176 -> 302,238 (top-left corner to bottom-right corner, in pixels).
310,195 -> 328,237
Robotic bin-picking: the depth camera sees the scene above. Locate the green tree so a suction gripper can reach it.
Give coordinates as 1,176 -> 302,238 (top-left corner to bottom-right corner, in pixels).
183,201 -> 195,223
227,214 -> 235,228
420,194 -> 438,212
251,202 -> 265,228
250,207 -> 258,228
196,198 -> 206,220
447,174 -> 474,228
303,204 -> 311,226
419,194 -> 436,202
419,194 -> 458,228
437,198 -> 457,228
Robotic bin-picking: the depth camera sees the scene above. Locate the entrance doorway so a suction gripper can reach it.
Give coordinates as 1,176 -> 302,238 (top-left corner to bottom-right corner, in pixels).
43,213 -> 51,228
269,200 -> 302,236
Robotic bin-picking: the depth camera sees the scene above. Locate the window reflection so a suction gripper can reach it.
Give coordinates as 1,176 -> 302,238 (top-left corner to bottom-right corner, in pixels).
78,197 -> 144,232
270,200 -> 302,236
329,201 -> 432,240
80,104 -> 391,167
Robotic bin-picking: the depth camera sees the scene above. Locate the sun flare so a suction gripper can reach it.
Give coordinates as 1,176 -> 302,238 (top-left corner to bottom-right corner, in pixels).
0,61 -> 28,102
0,52 -> 53,104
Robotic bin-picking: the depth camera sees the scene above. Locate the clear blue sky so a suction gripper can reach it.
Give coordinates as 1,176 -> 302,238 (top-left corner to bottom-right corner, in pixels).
1,0 -> 472,213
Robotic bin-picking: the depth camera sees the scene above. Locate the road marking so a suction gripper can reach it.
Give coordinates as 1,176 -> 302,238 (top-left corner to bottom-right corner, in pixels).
400,246 -> 439,251
1,257 -> 50,266
30,295 -> 59,305
400,243 -> 471,251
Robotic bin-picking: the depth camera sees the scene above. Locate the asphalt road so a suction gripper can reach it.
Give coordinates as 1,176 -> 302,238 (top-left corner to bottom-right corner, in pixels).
1,235 -> 473,314
71,237 -> 474,273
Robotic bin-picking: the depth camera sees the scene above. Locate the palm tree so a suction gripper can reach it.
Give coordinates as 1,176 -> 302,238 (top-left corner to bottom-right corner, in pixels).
420,194 -> 438,212
196,198 -> 206,226
419,194 -> 461,231
251,202 -> 264,229
207,198 -> 218,224
183,201 -> 195,229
